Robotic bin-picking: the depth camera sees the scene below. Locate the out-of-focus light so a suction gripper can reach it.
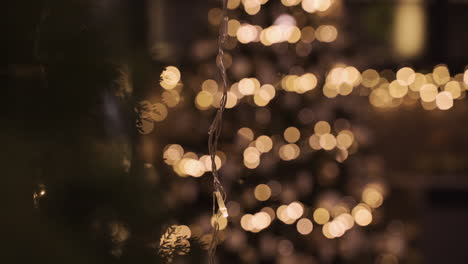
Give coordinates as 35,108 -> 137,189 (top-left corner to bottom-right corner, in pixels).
420,84 -> 438,102
241,214 -> 254,231
296,218 -> 313,235
163,144 -> 184,165
433,65 -> 450,85
322,223 -> 334,239
281,0 -> 301,7
227,0 -> 241,10
436,91 -> 453,110
278,144 -> 300,161
389,80 -> 408,98
228,19 -> 241,37
393,1 -> 425,58
284,127 -> 301,143
237,24 -> 258,44
362,187 -> 384,208
254,184 -> 272,201
195,91 -> 214,110
313,208 -> 330,225
316,25 -> 338,43
336,130 -> 354,150
352,204 -> 372,226
160,66 -> 181,90
444,81 -> 461,99
361,69 -> 380,88
255,135 -> 273,153
287,202 -> 304,219
239,78 -> 256,95
314,121 -> 331,135
238,127 -> 254,141
202,79 -> 218,94
319,133 -> 337,150
308,134 -> 322,150
396,67 -> 416,86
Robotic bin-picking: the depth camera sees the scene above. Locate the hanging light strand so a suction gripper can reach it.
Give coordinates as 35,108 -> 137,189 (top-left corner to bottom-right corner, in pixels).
207,0 -> 229,263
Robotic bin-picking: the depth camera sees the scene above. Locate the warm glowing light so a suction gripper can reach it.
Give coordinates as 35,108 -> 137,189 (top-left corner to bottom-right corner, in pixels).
389,80 -> 408,98
284,127 -> 301,143
362,187 -> 384,208
319,133 -> 337,150
227,0 -> 241,10
308,134 -> 322,150
163,144 -> 184,165
396,67 -> 416,86
296,218 -> 313,235
241,214 -> 254,231
238,127 -> 254,141
195,91 -> 214,110
255,135 -> 273,153
420,84 -> 438,102
361,69 -> 380,88
316,25 -> 338,43
160,66 -> 181,90
252,212 -> 271,230
228,19 -> 241,37
254,184 -> 272,201
435,91 -> 453,110
287,202 -> 304,220
433,65 -> 450,85
444,81 -> 461,99
352,204 -> 372,226
393,2 -> 425,58
336,130 -> 354,150
314,121 -> 331,135
279,144 -> 300,161
237,24 -> 258,44
239,78 -> 256,95
313,208 -> 330,225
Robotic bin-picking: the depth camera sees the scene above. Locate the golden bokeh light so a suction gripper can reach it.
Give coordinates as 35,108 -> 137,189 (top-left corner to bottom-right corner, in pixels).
287,202 -> 304,220
389,80 -> 408,98
319,133 -> 337,150
361,69 -> 380,88
313,208 -> 330,225
362,187 -> 384,208
296,218 -> 313,235
419,83 -> 438,102
314,121 -> 331,135
444,81 -> 461,99
238,127 -> 254,141
278,144 -> 300,161
284,127 -> 301,143
433,65 -> 450,85
254,184 -> 272,201
316,25 -> 338,43
435,91 -> 453,110
352,204 -> 373,226
227,0 -> 241,10
396,67 -> 416,86
228,19 -> 241,37
195,91 -> 214,110
239,78 -> 256,95
160,66 -> 181,90
255,135 -> 273,153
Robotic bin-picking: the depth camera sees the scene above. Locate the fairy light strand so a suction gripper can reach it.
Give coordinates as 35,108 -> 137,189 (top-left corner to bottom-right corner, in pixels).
207,0 -> 229,263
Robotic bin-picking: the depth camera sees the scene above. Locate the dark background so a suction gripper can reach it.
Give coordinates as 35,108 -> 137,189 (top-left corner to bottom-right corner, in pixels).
5,0 -> 468,263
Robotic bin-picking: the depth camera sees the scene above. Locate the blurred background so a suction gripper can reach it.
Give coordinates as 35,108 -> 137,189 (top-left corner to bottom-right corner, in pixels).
5,0 -> 468,264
